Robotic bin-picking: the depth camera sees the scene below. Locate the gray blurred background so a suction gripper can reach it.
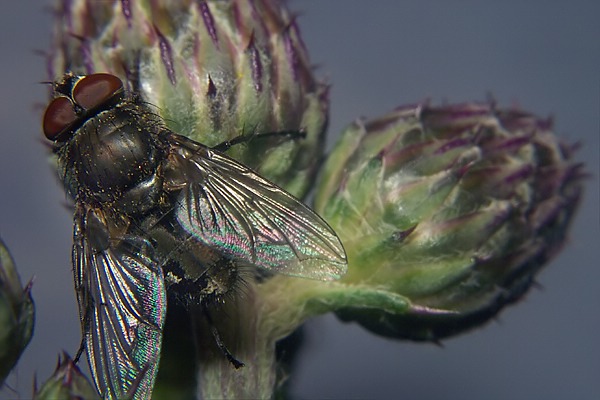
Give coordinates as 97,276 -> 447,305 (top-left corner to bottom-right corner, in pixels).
1,1 -> 598,399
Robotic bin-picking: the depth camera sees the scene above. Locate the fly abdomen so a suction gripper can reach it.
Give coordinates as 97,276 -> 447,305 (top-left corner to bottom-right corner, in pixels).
141,210 -> 245,305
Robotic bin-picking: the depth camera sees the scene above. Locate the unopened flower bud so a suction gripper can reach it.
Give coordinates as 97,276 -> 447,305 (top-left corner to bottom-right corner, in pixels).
315,102 -> 584,340
34,354 -> 99,400
0,238 -> 34,385
49,0 -> 328,198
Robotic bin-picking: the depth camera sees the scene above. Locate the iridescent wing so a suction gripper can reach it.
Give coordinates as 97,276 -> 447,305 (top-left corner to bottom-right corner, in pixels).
73,206 -> 167,399
164,134 -> 347,281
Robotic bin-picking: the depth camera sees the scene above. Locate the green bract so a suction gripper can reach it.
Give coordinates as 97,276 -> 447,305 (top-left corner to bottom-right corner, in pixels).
315,102 -> 584,340
0,238 -> 34,385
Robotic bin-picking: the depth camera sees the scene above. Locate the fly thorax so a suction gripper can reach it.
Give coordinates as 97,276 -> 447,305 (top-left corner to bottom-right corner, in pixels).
61,106 -> 164,207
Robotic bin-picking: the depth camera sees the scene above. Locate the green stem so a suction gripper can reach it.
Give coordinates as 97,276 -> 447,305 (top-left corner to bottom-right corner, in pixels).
194,277 -> 413,399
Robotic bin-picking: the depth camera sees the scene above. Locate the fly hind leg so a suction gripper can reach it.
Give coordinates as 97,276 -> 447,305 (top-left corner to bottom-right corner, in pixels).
202,306 -> 245,369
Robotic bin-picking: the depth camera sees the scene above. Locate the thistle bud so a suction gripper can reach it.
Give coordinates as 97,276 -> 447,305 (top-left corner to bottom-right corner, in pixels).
0,239 -> 34,385
48,0 -> 328,197
34,354 -> 99,400
315,102 -> 584,340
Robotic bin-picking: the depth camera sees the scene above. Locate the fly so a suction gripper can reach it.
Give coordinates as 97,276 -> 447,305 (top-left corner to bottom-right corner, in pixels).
42,73 -> 347,399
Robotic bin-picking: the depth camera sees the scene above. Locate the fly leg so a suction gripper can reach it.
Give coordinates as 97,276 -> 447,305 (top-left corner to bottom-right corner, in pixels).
203,306 -> 245,369
74,335 -> 86,363
211,130 -> 306,152
73,297 -> 94,364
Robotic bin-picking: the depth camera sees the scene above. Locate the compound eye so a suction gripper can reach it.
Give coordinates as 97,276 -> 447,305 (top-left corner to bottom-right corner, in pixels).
72,73 -> 124,110
43,96 -> 77,141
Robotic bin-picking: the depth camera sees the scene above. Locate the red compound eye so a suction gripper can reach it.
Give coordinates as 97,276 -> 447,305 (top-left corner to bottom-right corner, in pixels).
72,73 -> 124,110
43,96 -> 77,141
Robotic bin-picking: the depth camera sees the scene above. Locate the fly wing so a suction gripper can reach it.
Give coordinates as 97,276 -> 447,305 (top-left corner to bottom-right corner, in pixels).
73,206 -> 167,399
165,134 -> 347,281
